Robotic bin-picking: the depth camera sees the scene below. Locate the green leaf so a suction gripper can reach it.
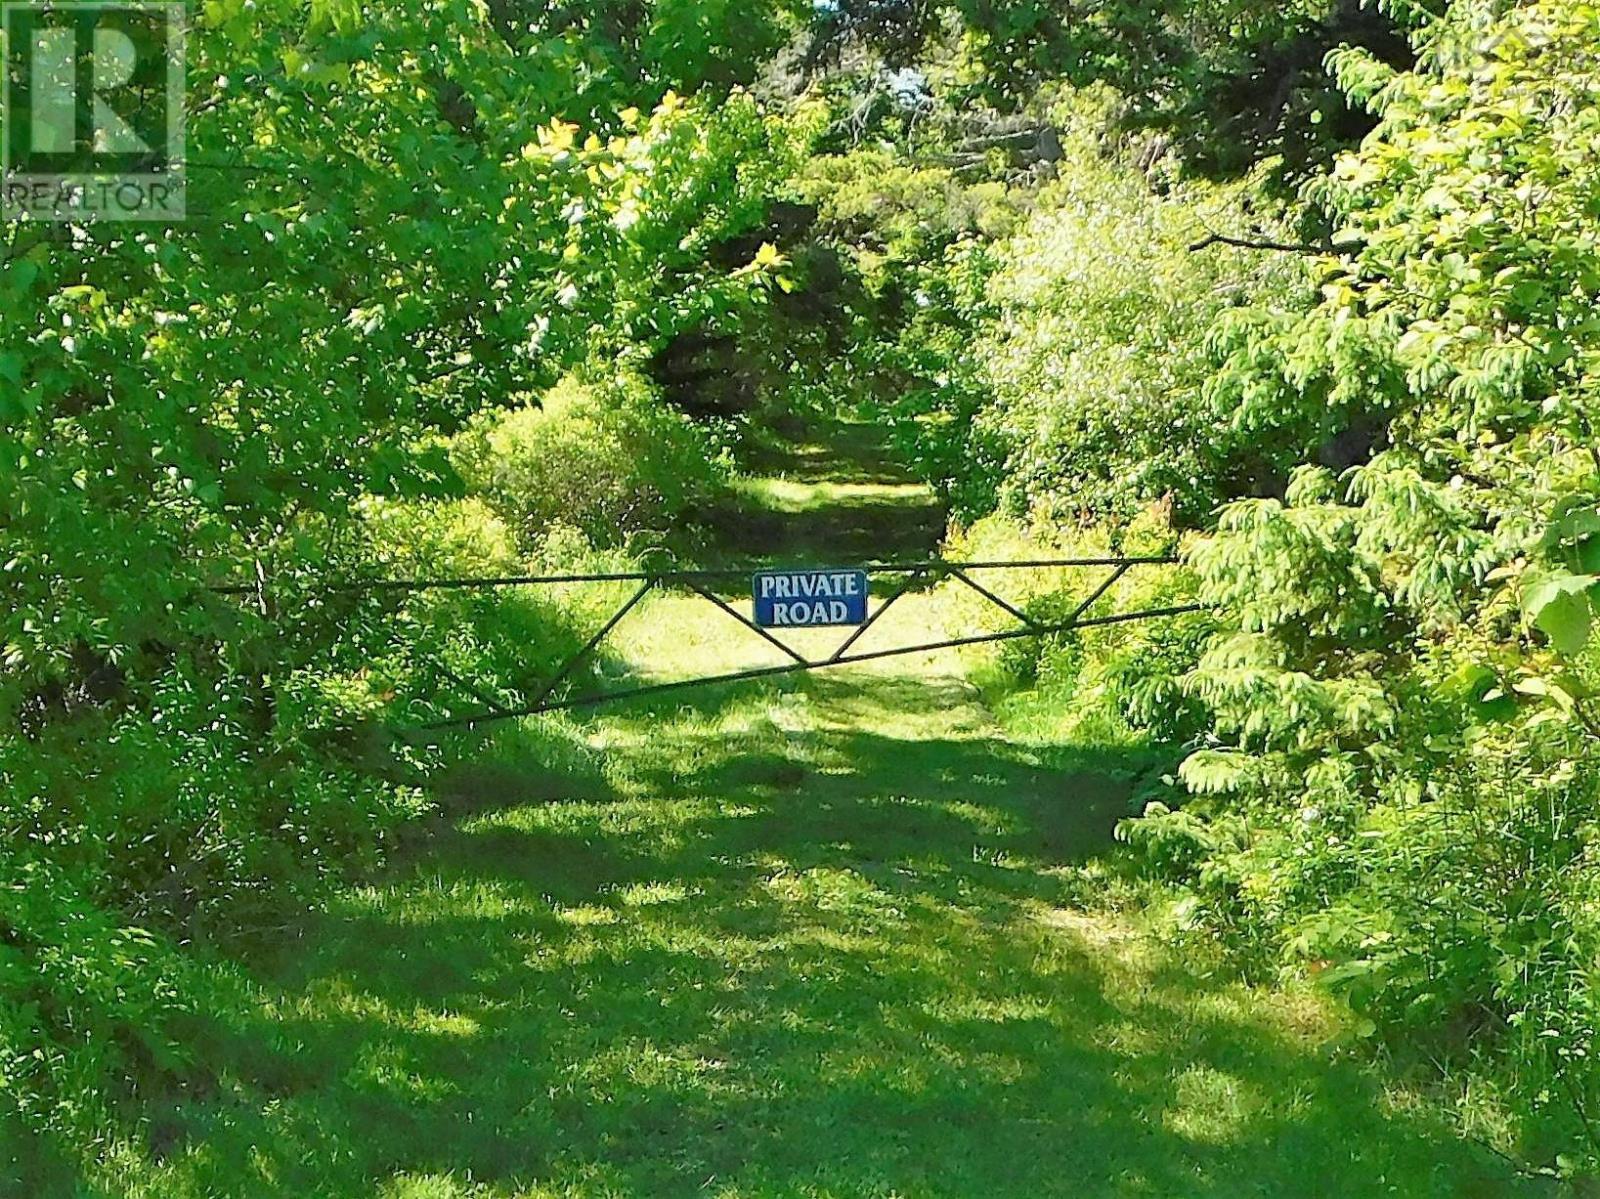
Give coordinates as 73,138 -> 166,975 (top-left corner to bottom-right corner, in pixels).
1524,573 -> 1598,655
1513,675 -> 1579,713
1577,536 -> 1600,574
1442,662 -> 1495,702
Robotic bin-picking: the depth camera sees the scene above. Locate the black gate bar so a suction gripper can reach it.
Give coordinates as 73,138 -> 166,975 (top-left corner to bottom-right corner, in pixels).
827,567 -> 928,662
207,556 -> 1178,597
523,578 -> 657,712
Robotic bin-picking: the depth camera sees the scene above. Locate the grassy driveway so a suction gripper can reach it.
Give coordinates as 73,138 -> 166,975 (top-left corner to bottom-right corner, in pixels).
95,425 -> 1529,1198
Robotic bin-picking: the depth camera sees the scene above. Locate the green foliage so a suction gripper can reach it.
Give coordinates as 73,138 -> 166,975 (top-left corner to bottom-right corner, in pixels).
490,0 -> 811,106
948,511 -> 1213,749
1087,0 -> 1600,1162
0,0 -> 813,1158
451,372 -> 729,553
972,138 -> 1307,526
787,139 -> 1022,512
869,238 -> 1009,515
813,0 -> 1421,179
0,860 -> 196,1135
807,101 -> 1319,527
799,148 -> 1025,258
0,2 -> 803,696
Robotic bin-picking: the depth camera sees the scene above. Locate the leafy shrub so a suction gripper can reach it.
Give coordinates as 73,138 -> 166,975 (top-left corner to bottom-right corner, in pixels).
799,149 -> 1026,258
0,666 -> 429,1157
945,510 -> 1212,748
973,134 -> 1309,527
1114,801 -> 1241,884
452,372 -> 729,553
0,860 -> 197,1138
855,105 -> 1315,527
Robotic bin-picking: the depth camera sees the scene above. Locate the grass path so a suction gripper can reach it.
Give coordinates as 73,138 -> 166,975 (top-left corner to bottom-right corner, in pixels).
103,423 -> 1531,1197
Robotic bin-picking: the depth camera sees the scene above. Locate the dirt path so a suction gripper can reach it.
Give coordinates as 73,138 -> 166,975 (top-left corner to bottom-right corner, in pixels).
103,422 -> 1527,1198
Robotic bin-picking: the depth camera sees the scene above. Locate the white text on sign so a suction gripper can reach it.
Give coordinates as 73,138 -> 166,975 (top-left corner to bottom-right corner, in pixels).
752,569 -> 870,628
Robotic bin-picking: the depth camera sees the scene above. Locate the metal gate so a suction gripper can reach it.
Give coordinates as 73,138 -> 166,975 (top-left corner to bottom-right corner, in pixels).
348,556 -> 1199,732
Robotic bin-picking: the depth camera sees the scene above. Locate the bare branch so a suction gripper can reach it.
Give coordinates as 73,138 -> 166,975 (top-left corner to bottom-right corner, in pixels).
1188,230 -> 1337,255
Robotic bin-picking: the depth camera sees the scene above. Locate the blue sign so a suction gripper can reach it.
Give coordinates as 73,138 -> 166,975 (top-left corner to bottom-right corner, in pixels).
753,568 -> 869,628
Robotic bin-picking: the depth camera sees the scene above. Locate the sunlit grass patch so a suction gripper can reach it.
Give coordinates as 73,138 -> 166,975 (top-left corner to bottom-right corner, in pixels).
1164,1067 -> 1264,1145
762,865 -> 906,923
555,905 -> 621,927
616,881 -> 696,907
378,1175 -> 486,1199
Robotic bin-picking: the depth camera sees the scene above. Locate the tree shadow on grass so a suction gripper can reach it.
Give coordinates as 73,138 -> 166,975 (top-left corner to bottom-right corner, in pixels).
125,669 -> 1544,1199
701,484 -> 948,569
739,418 -> 923,489
1,1116 -> 85,1199
702,419 -> 947,568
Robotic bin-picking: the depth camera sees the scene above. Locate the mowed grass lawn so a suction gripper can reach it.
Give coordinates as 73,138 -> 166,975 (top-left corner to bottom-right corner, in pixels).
92,662 -> 1530,1198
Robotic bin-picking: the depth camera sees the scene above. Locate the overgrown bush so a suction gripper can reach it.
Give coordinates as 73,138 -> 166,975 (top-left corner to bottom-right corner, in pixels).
972,127 -> 1309,527
831,100 -> 1315,526
451,372 -> 729,554
945,510 -> 1212,749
